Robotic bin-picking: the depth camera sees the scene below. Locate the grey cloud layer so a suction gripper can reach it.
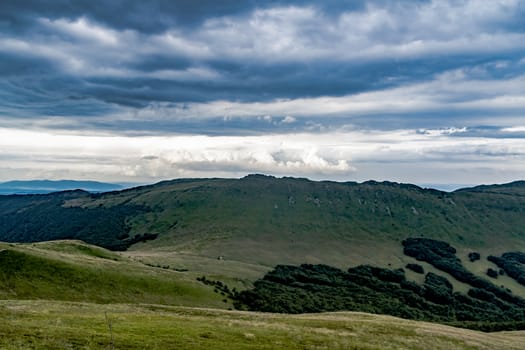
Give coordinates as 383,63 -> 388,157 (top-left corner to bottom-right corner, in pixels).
0,0 -> 524,185
1,0 -> 524,135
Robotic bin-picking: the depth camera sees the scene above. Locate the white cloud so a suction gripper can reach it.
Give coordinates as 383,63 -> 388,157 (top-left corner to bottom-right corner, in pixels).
113,70 -> 525,122
418,127 -> 468,136
154,31 -> 213,59
0,128 -> 355,182
0,38 -> 87,71
39,17 -> 119,46
501,126 -> 525,133
281,116 -> 296,124
2,1 -> 523,81
0,126 -> 523,185
193,1 -> 525,62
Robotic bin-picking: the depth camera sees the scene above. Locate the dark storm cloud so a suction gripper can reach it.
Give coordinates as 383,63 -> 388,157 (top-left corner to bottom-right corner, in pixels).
0,1 -> 407,32
0,0 -> 252,32
1,0 -> 525,136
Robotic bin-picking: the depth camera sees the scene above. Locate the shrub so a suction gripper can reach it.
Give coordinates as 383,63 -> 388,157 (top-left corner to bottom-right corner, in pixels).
406,263 -> 424,274
468,252 -> 481,262
487,268 -> 498,278
489,253 -> 525,286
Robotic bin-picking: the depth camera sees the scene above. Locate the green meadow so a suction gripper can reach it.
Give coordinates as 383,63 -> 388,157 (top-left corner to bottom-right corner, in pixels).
2,300 -> 525,350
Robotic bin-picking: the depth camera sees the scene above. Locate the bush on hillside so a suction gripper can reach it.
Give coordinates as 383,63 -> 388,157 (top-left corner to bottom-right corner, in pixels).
469,252 -> 481,262
406,263 -> 424,274
402,238 -> 525,308
487,268 -> 499,278
488,252 -> 525,286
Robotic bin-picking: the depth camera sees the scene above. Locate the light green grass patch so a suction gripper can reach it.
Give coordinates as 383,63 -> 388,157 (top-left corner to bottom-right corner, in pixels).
1,300 -> 524,350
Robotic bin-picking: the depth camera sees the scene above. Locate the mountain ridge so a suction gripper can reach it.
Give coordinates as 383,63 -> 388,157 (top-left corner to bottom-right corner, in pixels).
1,175 -> 525,260
2,175 -> 523,194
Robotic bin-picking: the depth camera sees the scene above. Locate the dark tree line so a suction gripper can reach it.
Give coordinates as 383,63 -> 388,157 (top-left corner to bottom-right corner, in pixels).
0,192 -> 151,250
233,238 -> 525,331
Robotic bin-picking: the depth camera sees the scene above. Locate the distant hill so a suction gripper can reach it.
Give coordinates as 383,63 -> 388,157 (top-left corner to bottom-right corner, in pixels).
455,181 -> 525,195
1,174 -> 525,261
0,180 -> 124,195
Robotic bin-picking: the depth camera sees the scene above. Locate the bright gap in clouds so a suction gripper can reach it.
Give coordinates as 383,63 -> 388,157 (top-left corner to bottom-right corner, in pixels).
1,127 -> 523,189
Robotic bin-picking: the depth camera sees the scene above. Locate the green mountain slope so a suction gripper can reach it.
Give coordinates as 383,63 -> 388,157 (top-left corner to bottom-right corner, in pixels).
1,175 -> 525,268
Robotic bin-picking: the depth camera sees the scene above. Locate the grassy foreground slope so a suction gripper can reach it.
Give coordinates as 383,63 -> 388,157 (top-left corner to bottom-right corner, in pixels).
1,300 -> 524,350
0,240 -> 225,308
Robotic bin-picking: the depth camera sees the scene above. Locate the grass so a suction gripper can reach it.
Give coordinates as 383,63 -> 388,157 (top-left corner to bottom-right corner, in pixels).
124,250 -> 271,290
0,239 -> 524,348
0,241 -> 226,308
28,240 -> 123,261
1,300 -> 524,350
4,241 -> 524,349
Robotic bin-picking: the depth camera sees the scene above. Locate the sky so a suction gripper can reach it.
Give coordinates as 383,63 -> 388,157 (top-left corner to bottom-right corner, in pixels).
0,0 -> 524,188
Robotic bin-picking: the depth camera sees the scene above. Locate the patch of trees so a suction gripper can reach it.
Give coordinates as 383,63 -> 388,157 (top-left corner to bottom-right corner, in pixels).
122,233 -> 159,246
234,238 -> 525,331
197,276 -> 238,303
0,193 -> 149,250
402,238 -> 525,308
452,320 -> 525,333
406,263 -> 424,274
423,272 -> 453,305
488,252 -> 525,286
486,268 -> 499,278
468,252 -> 481,262
237,264 -> 435,317
234,263 -> 525,330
